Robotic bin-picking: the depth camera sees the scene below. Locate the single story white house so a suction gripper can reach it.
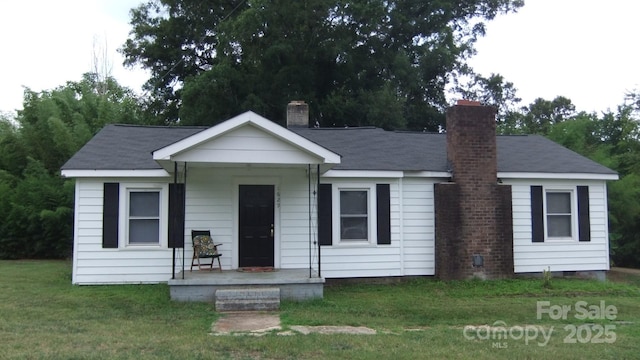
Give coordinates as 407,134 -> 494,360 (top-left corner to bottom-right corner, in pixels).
61,101 -> 618,285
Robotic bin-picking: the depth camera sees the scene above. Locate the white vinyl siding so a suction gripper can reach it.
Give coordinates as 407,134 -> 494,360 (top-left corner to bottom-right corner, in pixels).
72,178 -> 172,285
185,167 -> 282,270
71,173 -> 610,284
171,125 -> 322,165
71,172 -> 441,283
318,177 -> 437,278
401,178 -> 436,275
320,179 -> 397,277
506,179 -> 610,273
185,167 -> 309,271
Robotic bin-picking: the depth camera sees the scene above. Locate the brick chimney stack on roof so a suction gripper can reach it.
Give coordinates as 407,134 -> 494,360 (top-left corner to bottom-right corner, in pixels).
286,101 -> 309,128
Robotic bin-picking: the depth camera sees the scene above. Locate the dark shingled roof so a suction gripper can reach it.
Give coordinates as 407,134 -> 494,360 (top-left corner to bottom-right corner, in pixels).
292,128 -> 446,171
61,124 -> 207,170
294,128 -> 617,174
495,134 -> 615,174
62,124 -> 617,175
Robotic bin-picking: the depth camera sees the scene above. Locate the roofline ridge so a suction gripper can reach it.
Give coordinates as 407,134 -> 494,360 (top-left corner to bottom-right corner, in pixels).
393,130 -> 442,134
110,124 -> 209,129
303,126 -> 380,130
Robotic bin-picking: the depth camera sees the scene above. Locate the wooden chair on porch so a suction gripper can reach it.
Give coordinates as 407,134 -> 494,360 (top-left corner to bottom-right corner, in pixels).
190,230 -> 223,272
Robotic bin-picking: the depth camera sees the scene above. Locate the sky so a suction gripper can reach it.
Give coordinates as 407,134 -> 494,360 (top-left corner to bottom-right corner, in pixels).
469,0 -> 640,113
1,0 -> 639,116
0,0 -> 147,115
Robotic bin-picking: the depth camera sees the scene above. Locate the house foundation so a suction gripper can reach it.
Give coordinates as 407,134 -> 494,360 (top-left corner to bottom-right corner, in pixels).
168,269 -> 324,303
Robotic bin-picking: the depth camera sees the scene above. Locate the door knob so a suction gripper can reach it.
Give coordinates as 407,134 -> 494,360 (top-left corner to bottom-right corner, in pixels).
270,224 -> 274,237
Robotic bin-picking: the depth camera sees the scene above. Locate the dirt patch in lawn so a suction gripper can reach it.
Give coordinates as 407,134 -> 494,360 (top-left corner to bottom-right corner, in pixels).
211,312 -> 281,335
608,267 -> 640,286
210,312 -> 376,336
289,325 -> 376,335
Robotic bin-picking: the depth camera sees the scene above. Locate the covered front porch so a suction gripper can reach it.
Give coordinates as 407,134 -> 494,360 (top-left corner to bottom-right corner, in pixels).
168,268 -> 324,303
155,110 -> 339,305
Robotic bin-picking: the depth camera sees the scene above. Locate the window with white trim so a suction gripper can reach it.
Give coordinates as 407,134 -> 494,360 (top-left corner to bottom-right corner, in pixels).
545,190 -> 573,239
128,190 -> 160,245
340,189 -> 369,242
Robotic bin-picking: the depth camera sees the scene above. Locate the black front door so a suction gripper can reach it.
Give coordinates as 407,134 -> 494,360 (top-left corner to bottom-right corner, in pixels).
239,185 -> 275,267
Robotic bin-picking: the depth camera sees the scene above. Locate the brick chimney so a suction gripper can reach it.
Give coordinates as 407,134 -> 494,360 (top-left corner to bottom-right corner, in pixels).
286,101 -> 309,128
434,101 -> 514,280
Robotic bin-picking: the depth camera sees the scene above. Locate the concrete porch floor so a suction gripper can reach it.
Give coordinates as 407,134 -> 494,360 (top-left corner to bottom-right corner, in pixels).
168,268 -> 324,302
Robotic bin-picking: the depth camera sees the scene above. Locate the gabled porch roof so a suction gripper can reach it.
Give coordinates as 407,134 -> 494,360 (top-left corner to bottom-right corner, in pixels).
152,111 -> 341,170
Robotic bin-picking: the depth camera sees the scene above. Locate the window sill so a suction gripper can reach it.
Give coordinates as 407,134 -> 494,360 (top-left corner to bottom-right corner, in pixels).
539,238 -> 578,243
121,245 -> 165,250
334,241 -> 377,248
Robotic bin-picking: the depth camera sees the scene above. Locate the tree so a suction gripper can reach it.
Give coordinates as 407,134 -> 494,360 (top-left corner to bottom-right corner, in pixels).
607,173 -> 640,268
0,74 -> 146,259
122,0 -> 524,129
519,96 -> 576,135
546,112 -> 601,157
451,72 -> 522,132
0,159 -> 73,259
489,96 -> 577,135
0,115 -> 28,178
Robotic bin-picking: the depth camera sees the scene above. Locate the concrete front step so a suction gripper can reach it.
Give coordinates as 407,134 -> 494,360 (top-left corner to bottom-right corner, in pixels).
215,287 -> 280,311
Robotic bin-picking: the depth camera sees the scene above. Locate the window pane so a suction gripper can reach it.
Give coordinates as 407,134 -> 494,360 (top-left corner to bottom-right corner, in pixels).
547,192 -> 571,214
340,191 -> 367,215
341,217 -> 368,240
130,192 -> 159,217
547,215 -> 571,237
129,219 -> 160,243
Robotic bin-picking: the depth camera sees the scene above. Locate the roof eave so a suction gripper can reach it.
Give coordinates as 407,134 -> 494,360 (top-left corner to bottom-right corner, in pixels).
61,169 -> 171,178
498,172 -> 619,181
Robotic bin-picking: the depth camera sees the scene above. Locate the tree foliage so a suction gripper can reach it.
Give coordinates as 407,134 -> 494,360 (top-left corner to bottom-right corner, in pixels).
0,74 -> 145,259
451,72 -> 521,131
122,0 -> 523,129
492,96 -> 576,135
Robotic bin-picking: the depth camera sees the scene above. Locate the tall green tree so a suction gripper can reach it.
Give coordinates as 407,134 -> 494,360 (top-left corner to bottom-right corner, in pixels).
122,0 -> 523,129
18,73 -> 147,173
489,96 -> 576,135
0,74 -> 145,259
452,72 -> 522,132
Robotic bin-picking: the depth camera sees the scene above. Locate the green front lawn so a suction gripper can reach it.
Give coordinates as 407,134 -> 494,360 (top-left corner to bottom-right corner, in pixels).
1,261 -> 638,359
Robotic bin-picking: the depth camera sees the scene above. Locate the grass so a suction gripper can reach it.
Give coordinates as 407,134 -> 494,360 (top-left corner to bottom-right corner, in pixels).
1,261 -> 639,359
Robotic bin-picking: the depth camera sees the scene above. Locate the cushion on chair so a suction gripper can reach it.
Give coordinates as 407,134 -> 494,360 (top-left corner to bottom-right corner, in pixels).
193,235 -> 219,258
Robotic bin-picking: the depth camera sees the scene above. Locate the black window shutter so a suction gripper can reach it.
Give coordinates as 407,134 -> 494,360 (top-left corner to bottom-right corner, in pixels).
531,185 -> 544,243
318,183 -> 332,246
168,183 -> 186,248
577,186 -> 591,242
102,183 -> 119,248
376,184 -> 391,245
